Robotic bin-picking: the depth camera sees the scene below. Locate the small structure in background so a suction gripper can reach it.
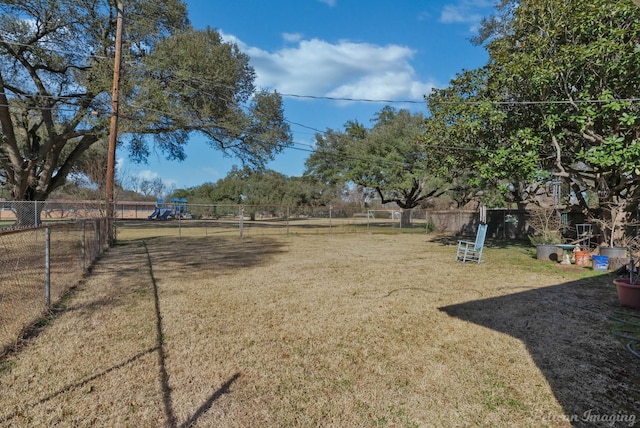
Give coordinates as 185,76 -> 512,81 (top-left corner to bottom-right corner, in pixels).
575,223 -> 593,250
148,198 -> 192,220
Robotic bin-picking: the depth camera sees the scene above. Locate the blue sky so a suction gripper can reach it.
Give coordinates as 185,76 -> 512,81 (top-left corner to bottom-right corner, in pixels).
121,0 -> 495,191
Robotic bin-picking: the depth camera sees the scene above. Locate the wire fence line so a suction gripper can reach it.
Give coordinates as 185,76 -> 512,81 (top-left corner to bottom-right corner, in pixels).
0,199 -> 534,355
113,201 -> 531,240
116,202 -> 479,238
0,200 -> 534,238
0,218 -> 109,356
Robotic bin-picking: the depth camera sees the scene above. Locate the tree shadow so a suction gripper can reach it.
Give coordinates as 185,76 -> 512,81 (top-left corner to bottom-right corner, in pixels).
179,373 -> 240,428
439,273 -> 640,425
1,235 -> 273,425
429,234 -> 531,251
136,235 -> 287,274
143,240 -> 242,427
0,347 -> 158,425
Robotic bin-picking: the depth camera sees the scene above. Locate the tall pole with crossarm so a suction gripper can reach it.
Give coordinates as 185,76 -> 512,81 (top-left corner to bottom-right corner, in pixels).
106,1 -> 124,244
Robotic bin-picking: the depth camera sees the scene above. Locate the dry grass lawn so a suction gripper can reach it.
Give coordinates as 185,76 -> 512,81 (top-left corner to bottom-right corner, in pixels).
0,231 -> 639,427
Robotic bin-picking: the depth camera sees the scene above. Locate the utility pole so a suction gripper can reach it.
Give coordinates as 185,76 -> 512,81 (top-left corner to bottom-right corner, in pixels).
106,1 -> 124,244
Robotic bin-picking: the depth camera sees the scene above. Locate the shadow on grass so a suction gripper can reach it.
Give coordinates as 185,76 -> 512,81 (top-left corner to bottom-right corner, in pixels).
179,373 -> 240,428
430,235 -> 531,250
137,235 -> 288,275
117,219 -> 430,236
142,239 -> 246,427
0,347 -> 158,425
0,235 -> 277,425
439,272 -> 640,425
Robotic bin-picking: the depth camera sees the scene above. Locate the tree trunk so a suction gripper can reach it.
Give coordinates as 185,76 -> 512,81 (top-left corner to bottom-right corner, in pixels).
400,210 -> 411,228
13,201 -> 44,227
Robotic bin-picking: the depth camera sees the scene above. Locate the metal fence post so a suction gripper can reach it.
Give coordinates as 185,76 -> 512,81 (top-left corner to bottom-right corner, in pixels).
82,220 -> 86,271
239,206 -> 244,238
45,226 -> 51,307
95,219 -> 101,256
329,205 -> 332,230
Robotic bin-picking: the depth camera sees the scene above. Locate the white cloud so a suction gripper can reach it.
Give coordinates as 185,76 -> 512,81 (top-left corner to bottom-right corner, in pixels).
327,72 -> 434,101
439,0 -> 493,25
223,33 -> 435,102
136,170 -> 160,181
282,32 -> 303,43
116,156 -> 125,170
417,11 -> 432,22
132,170 -> 176,188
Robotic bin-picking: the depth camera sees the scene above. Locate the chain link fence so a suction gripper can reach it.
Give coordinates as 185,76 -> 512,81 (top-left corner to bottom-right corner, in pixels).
113,203 -> 553,242
0,200 -> 539,239
0,200 -> 105,228
0,218 -> 109,355
0,200 -> 544,240
116,203 -> 456,238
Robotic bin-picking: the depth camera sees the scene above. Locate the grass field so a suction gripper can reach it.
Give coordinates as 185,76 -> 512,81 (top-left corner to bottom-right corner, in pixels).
0,229 -> 638,427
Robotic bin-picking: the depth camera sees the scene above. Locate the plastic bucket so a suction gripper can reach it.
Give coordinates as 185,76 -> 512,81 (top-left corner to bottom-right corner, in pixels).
592,255 -> 609,271
575,251 -> 590,267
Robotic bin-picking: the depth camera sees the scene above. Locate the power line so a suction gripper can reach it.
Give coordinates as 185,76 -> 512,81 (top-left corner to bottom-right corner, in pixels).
280,93 -> 425,104
0,38 -> 110,60
284,120 -> 325,134
431,97 -> 640,106
3,10 -> 640,175
5,34 -> 640,108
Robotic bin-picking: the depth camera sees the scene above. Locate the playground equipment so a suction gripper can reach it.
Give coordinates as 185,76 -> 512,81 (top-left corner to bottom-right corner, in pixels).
171,197 -> 191,219
148,198 -> 192,220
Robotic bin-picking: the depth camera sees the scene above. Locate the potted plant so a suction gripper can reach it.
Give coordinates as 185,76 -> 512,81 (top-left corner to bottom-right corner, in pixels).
596,222 -> 629,271
612,238 -> 640,307
613,277 -> 640,308
591,200 -> 633,258
600,244 -> 628,259
528,208 -> 563,261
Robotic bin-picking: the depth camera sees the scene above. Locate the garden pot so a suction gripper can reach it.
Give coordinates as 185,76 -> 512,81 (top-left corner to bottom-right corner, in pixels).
613,278 -> 640,309
536,244 -> 559,262
600,247 -> 627,259
600,247 -> 629,271
574,251 -> 590,267
592,255 -> 608,271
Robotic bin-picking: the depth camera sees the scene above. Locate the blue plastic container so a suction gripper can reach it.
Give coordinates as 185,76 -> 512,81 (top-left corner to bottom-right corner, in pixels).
592,255 -> 609,271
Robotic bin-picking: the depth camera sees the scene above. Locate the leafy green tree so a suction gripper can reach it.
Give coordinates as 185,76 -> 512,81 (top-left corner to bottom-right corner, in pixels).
424,67 -> 541,209
175,166 -> 341,211
473,0 -> 640,243
181,167 -> 339,219
305,107 -> 448,226
285,175 -> 341,207
0,0 -> 291,224
427,0 -> 640,234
